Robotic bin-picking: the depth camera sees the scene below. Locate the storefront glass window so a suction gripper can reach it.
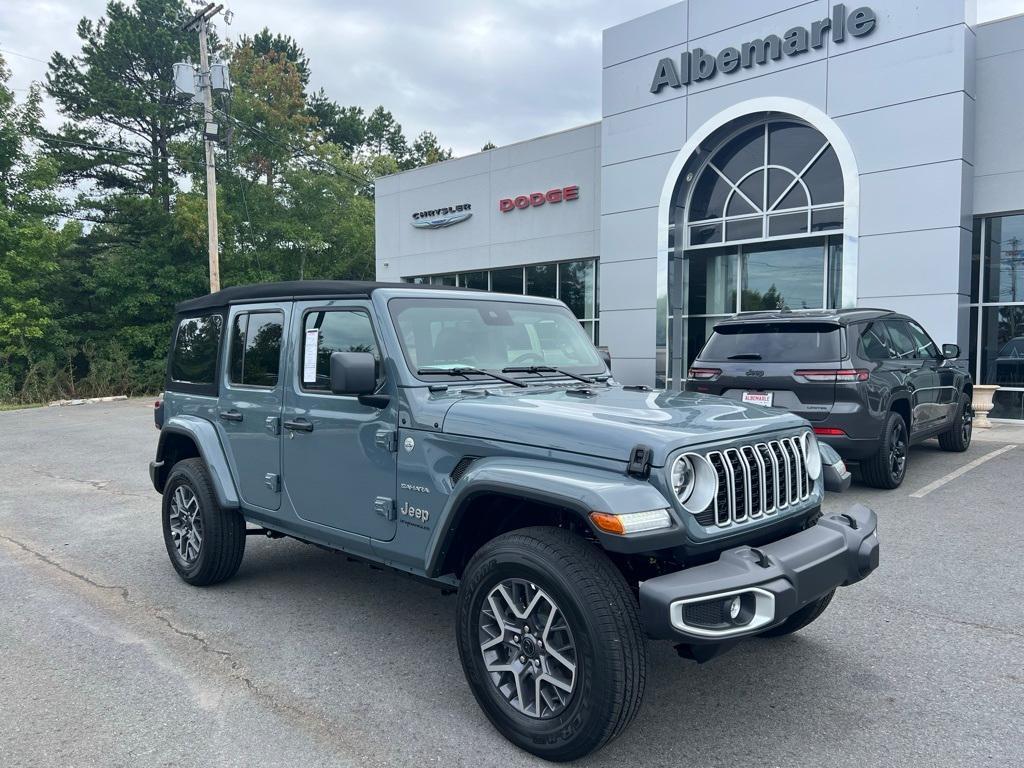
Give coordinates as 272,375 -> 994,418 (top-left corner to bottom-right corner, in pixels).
404,259 -> 599,342
458,271 -> 488,290
490,267 -> 523,294
741,243 -> 825,311
526,264 -> 557,298
984,214 -> 1024,303
969,214 -> 1024,418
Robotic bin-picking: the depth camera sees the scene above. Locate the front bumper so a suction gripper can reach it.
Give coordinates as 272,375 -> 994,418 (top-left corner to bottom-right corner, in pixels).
639,504 -> 878,642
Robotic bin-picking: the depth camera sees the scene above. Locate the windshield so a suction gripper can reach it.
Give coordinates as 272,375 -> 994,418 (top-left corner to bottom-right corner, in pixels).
388,297 -> 605,381
699,322 -> 843,363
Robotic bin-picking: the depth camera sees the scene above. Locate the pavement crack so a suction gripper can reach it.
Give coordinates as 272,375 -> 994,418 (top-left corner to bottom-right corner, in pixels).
30,466 -> 111,490
0,533 -> 130,600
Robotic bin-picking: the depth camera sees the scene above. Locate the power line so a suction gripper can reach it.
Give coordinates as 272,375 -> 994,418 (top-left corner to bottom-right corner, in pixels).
31,135 -> 205,169
0,47 -> 50,65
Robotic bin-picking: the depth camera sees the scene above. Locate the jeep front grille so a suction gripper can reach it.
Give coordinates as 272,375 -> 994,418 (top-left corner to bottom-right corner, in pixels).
699,437 -> 812,528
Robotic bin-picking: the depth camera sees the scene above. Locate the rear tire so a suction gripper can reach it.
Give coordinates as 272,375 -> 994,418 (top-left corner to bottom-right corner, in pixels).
860,412 -> 909,489
456,527 -> 646,762
162,458 -> 246,586
758,589 -> 835,638
938,394 -> 972,452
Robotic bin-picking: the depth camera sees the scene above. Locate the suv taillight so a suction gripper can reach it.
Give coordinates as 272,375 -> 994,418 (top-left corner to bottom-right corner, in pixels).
688,367 -> 722,381
794,369 -> 868,382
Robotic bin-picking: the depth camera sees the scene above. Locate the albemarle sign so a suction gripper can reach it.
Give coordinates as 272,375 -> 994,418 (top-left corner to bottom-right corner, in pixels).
650,4 -> 877,93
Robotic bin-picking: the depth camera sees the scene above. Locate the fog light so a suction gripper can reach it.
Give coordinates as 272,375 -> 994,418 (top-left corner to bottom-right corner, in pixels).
727,595 -> 742,621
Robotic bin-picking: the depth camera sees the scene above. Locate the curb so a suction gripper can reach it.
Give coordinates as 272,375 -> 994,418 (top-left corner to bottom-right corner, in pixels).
48,395 -> 130,407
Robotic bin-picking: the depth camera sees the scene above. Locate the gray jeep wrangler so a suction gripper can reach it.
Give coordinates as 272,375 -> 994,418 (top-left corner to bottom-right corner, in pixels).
150,280 -> 879,761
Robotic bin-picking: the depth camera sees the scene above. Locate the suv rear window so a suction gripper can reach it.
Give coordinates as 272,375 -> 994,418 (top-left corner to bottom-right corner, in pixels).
699,322 -> 843,362
170,314 -> 223,385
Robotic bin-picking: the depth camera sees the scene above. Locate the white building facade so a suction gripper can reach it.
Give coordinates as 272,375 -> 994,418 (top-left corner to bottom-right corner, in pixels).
376,1 -> 1024,420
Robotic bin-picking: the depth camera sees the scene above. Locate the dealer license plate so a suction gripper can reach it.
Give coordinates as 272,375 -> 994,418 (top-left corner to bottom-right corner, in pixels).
742,391 -> 774,407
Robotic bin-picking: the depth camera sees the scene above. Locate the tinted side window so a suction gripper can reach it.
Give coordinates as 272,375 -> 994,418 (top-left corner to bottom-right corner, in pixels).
882,320 -> 919,360
229,312 -> 283,387
302,310 -> 380,391
856,321 -> 894,361
906,322 -> 940,360
171,315 -> 223,385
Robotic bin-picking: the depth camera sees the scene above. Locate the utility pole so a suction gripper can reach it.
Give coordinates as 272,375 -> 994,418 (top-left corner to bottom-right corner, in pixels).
183,3 -> 225,293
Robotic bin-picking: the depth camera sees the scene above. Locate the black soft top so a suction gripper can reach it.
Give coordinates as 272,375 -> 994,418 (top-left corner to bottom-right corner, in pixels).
175,280 -> 463,314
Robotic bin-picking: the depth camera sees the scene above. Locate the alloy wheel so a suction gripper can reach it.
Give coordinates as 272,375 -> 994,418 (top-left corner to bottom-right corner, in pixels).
478,579 -> 577,719
168,485 -> 203,564
889,420 -> 908,481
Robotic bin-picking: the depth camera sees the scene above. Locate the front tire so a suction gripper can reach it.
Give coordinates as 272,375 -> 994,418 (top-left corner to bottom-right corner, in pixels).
860,412 -> 909,489
938,394 -> 972,452
161,458 -> 246,586
456,527 -> 646,762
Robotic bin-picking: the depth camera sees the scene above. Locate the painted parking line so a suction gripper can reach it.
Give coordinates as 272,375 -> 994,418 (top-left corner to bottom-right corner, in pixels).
909,444 -> 1018,498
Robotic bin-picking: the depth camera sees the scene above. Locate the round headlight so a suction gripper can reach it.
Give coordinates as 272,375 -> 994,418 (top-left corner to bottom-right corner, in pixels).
802,430 -> 822,480
671,455 -> 695,502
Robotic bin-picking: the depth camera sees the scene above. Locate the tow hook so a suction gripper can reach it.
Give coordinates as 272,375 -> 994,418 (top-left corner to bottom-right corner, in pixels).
837,512 -> 859,529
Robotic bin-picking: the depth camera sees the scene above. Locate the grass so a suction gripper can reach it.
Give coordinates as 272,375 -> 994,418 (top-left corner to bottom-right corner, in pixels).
0,401 -> 46,412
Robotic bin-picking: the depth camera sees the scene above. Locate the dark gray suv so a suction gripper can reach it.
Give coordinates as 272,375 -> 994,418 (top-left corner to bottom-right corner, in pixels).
685,308 -> 974,489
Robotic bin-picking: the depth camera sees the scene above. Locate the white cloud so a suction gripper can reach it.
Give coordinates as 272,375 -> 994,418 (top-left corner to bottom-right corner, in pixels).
2,0 -> 1022,156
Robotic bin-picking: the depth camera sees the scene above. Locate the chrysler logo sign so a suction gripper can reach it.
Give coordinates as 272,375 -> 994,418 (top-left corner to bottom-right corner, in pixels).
411,203 -> 472,229
650,4 -> 877,93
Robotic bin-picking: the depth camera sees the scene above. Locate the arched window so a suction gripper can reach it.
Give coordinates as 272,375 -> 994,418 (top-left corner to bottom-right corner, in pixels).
685,119 -> 843,247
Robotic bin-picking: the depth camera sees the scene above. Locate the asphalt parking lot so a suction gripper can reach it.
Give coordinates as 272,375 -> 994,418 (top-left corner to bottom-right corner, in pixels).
1,399 -> 1022,767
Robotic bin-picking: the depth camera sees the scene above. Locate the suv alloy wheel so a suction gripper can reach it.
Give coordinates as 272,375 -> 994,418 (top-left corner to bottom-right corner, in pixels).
456,527 -> 646,762
861,412 -> 909,489
938,394 -> 973,452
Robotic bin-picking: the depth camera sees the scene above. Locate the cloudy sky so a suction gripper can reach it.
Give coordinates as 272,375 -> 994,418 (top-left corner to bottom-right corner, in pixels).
2,0 -> 1022,156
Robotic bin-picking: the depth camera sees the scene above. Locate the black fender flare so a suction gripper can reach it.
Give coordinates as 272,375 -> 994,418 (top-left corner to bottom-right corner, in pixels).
423,456 -> 676,577
154,416 -> 240,509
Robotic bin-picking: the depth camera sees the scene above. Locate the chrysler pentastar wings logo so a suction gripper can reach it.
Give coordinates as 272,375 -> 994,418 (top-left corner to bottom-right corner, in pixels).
411,203 -> 472,229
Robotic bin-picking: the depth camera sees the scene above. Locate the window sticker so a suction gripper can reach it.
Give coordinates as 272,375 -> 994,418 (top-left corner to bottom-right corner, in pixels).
303,328 -> 319,384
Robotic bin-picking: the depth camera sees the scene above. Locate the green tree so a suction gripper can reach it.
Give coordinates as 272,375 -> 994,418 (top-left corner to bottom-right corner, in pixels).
481,141 -> 497,151
307,90 -> 365,152
364,105 -> 407,161
0,55 -> 78,402
239,28 -> 310,87
43,0 -> 199,214
403,130 -> 452,169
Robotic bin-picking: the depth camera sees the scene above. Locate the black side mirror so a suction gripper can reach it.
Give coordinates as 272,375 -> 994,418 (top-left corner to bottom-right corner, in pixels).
329,351 -> 377,396
942,343 -> 960,360
597,347 -> 612,369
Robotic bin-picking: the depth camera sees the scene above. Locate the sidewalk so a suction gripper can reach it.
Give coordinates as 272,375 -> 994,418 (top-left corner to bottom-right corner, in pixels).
974,420 -> 1024,443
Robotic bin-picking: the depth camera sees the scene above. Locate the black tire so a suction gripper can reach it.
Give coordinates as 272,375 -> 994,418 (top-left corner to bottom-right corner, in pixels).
161,458 -> 246,586
456,527 -> 646,762
758,589 -> 835,638
860,411 -> 909,489
938,394 -> 973,452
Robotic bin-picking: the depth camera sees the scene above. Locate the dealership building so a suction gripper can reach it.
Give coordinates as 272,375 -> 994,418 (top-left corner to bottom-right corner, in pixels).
375,0 -> 1024,419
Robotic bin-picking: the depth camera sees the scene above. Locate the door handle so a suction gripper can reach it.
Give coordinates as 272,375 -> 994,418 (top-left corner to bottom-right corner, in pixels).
218,410 -> 243,422
283,418 -> 314,433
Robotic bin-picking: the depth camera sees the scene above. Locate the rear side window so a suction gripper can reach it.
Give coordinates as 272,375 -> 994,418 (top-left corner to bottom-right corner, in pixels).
881,320 -> 918,360
699,322 -> 843,362
229,312 -> 283,387
856,321 -> 894,360
170,314 -> 223,386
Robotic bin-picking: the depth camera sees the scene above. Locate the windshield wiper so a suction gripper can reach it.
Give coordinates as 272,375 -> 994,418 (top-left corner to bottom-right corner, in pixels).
502,365 -> 598,384
727,353 -> 762,360
417,367 -> 527,388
